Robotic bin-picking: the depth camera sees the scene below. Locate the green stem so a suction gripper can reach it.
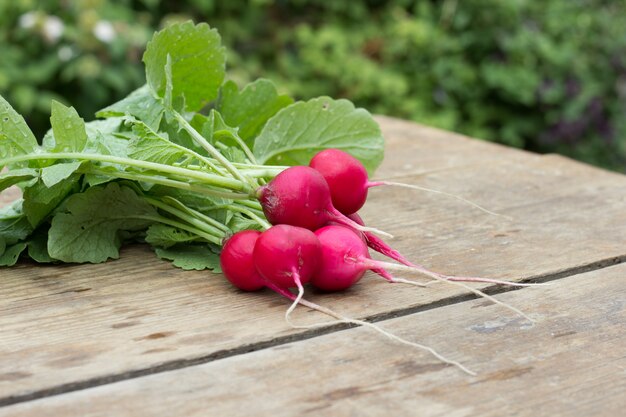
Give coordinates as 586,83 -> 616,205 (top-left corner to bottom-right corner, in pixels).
233,169 -> 282,178
157,196 -> 231,233
238,199 -> 263,211
226,205 -> 271,230
1,152 -> 246,191
143,197 -> 227,239
172,111 -> 249,185
214,130 -> 258,164
135,119 -> 226,175
141,215 -> 223,246
232,162 -> 288,170
82,167 -> 250,200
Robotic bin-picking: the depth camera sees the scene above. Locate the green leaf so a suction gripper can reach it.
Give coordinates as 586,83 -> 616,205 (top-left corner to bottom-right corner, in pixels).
41,161 -> 82,187
218,79 -> 293,145
23,175 -> 80,227
0,200 -> 33,245
253,97 -> 384,174
143,22 -> 226,112
27,228 -> 55,263
0,94 -> 39,168
50,100 -> 88,152
145,224 -> 199,248
146,186 -> 229,225
0,242 -> 27,266
96,85 -> 164,131
155,243 -> 221,271
0,168 -> 38,192
48,183 -> 158,263
127,122 -> 186,165
227,214 -> 265,233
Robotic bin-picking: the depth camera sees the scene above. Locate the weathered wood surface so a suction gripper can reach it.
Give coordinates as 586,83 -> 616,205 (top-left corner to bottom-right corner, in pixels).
1,117 -> 626,403
3,263 -> 624,417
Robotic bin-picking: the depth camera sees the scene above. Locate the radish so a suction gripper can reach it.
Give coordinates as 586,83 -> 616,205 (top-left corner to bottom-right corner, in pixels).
311,225 -> 534,322
309,148 -> 504,217
253,224 -> 322,289
220,230 -> 266,291
257,165 -> 391,237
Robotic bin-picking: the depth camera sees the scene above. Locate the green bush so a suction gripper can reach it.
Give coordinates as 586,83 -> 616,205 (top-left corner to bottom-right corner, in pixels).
2,0 -> 625,171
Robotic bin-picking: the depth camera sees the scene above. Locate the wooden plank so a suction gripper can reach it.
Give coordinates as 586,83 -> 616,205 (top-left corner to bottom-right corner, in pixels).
3,262 -> 624,417
1,117 -> 626,401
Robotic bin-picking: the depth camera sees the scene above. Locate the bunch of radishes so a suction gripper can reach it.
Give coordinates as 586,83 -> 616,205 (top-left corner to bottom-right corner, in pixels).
220,149 -> 544,374
223,148 -> 534,295
221,149 -> 412,296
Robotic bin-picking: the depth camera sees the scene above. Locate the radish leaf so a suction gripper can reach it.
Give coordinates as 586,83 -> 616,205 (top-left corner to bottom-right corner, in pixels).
253,97 -> 384,174
41,162 -> 83,187
50,101 -> 87,152
155,243 -> 221,271
96,85 -> 164,131
218,79 -> 293,146
0,242 -> 27,266
146,224 -> 199,248
0,168 -> 38,192
143,22 -> 225,112
23,175 -> 80,227
48,183 -> 158,263
0,95 -> 39,168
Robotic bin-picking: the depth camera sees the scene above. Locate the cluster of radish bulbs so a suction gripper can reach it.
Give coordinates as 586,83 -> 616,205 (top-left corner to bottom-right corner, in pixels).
219,149 -> 538,374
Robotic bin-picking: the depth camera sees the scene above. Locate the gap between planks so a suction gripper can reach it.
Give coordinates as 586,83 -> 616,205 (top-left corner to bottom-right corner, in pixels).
1,252 -> 625,408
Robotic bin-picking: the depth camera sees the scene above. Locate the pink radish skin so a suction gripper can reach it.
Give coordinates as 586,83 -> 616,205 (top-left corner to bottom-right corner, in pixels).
309,149 -> 370,215
312,225 -> 370,291
253,224 -> 321,289
257,166 -> 390,237
220,230 -> 265,291
311,225 -> 412,291
310,148 -> 504,217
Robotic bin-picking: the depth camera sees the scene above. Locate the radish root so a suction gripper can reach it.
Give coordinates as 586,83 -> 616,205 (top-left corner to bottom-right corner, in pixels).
268,282 -> 476,376
375,261 -> 536,324
368,180 -> 513,220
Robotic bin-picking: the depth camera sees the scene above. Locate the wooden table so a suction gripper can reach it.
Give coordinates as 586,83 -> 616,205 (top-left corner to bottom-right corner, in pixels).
1,116 -> 625,416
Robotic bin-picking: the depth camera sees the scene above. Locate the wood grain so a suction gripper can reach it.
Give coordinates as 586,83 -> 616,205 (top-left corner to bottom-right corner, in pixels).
3,263 -> 624,417
1,117 -> 625,401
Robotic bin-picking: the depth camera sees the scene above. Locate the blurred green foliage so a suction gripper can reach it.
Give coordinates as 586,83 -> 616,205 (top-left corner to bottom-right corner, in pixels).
2,0 -> 625,171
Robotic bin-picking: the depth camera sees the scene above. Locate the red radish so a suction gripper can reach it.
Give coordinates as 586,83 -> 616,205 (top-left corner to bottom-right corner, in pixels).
311,225 -> 534,322
253,224 -> 321,289
309,148 -> 369,215
310,148 -> 504,217
257,165 -> 391,237
220,230 -> 265,291
312,225 -> 370,291
312,225 -> 427,291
